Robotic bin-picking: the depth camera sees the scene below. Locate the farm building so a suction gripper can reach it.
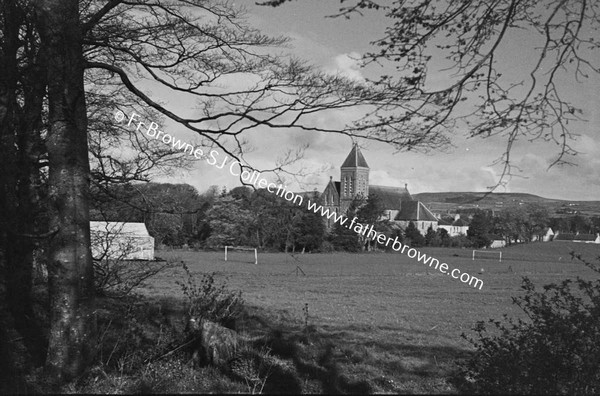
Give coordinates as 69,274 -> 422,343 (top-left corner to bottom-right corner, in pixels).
90,221 -> 155,260
488,234 -> 506,248
321,144 -> 438,235
532,227 -> 554,242
437,215 -> 470,237
553,232 -> 600,244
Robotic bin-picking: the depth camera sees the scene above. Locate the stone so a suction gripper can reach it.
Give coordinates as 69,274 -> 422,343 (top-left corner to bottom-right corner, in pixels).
187,317 -> 238,367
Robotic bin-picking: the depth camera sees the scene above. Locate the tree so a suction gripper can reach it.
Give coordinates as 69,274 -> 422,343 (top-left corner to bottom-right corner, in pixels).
424,226 -> 439,247
356,193 -> 384,225
35,0 -> 95,383
329,199 -> 362,252
0,0 -> 426,382
262,0 -> 600,186
525,203 -> 550,241
404,221 -> 425,247
591,216 -> 600,235
356,193 -> 389,250
9,0 -> 596,387
468,210 -> 493,248
0,0 -> 48,383
495,203 -> 550,244
437,228 -> 450,247
329,220 -> 362,252
205,196 -> 255,247
495,205 -> 528,245
569,215 -> 591,234
292,210 -> 326,252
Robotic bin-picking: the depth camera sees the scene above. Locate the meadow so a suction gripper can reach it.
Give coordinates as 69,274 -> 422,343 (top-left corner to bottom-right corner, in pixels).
138,242 -> 600,393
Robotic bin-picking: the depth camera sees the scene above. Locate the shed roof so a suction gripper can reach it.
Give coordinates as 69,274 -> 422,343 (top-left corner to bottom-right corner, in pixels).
90,221 -> 151,238
554,233 -> 575,241
573,233 -> 598,241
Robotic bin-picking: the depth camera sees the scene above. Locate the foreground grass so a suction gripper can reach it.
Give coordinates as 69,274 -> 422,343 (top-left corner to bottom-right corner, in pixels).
63,243 -> 598,393
98,242 -> 594,394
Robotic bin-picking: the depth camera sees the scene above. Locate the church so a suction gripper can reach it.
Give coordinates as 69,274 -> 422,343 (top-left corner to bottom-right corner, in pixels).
321,144 -> 438,235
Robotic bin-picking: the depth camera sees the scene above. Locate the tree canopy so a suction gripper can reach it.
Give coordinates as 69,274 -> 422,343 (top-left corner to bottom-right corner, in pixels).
261,0 -> 600,186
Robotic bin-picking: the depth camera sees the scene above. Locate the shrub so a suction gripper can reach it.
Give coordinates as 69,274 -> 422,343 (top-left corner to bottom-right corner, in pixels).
91,226 -> 173,297
455,253 -> 600,394
318,240 -> 335,253
177,263 -> 244,328
94,259 -> 173,297
448,235 -> 472,248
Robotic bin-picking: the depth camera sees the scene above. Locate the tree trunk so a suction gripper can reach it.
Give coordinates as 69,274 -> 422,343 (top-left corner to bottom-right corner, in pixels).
35,0 -> 94,383
0,1 -> 44,389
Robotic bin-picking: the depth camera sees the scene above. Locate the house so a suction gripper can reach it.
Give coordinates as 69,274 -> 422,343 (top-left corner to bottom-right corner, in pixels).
90,221 -> 155,260
553,232 -> 600,244
488,234 -> 506,248
532,227 -> 554,242
393,200 -> 439,234
321,144 -> 438,235
437,215 -> 470,237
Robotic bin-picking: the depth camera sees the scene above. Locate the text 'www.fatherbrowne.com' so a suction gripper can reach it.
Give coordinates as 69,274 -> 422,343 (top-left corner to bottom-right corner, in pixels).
115,110 -> 484,290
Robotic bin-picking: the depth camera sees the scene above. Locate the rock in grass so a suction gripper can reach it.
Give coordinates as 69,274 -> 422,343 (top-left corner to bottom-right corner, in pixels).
187,318 -> 238,367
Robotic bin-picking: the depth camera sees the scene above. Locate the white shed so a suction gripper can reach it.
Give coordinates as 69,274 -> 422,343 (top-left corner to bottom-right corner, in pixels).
90,221 -> 155,260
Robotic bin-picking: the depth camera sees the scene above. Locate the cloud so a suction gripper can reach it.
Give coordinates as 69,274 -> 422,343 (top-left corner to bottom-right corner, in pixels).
327,52 -> 365,81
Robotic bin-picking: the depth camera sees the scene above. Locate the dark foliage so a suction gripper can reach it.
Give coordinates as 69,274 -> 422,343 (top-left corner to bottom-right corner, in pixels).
455,253 -> 600,394
177,263 -> 244,329
467,210 -> 493,248
404,221 -> 425,247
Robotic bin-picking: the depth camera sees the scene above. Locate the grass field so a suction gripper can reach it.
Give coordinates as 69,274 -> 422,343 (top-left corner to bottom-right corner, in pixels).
138,242 -> 600,393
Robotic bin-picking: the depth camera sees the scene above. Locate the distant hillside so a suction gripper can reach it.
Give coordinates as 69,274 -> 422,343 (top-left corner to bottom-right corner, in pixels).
412,192 -> 600,217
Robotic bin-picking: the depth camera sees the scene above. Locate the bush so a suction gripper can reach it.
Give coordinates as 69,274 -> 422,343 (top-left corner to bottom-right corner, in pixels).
318,240 -> 335,253
448,235 -> 472,248
94,259 -> 173,297
455,254 -> 600,394
177,263 -> 244,328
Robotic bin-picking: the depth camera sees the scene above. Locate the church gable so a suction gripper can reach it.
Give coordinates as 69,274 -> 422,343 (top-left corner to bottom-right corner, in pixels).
322,177 -> 340,206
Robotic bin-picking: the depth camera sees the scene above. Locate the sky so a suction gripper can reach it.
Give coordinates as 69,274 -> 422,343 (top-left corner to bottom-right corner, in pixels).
155,0 -> 600,201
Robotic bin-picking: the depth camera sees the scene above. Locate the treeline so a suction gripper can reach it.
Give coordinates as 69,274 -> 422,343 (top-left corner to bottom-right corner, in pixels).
466,206 -> 600,248
93,182 -> 600,252
92,183 -> 324,252
90,183 -> 468,252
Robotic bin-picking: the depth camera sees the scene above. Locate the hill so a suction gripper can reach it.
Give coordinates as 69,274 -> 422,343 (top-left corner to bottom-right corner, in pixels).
412,192 -> 600,217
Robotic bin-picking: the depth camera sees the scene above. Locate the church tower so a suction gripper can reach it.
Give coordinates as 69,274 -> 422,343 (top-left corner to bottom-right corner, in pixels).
340,143 -> 369,211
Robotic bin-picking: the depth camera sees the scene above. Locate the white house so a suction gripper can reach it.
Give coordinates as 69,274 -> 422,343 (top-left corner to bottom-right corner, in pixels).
532,227 -> 554,242
488,234 -> 507,248
553,232 -> 600,244
437,215 -> 470,237
90,221 -> 155,260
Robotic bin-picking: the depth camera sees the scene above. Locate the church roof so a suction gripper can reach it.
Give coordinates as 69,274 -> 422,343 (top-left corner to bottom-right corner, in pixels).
295,190 -> 320,201
395,201 -> 438,222
369,185 -> 413,210
452,218 -> 469,227
341,144 -> 369,168
437,218 -> 453,226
